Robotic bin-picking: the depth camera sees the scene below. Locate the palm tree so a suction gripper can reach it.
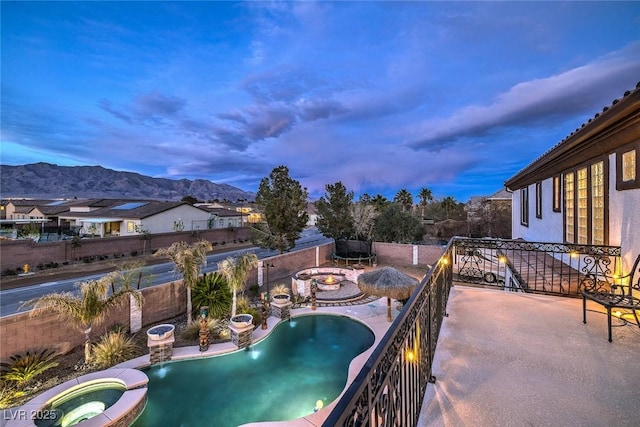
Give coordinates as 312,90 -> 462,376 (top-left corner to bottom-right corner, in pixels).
370,194 -> 390,212
394,189 -> 414,212
155,240 -> 213,325
23,271 -> 143,364
217,252 -> 259,317
442,196 -> 458,219
418,187 -> 434,219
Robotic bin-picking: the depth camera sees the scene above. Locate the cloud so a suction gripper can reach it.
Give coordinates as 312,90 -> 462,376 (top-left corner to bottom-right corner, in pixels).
408,42 -> 640,150
98,99 -> 133,124
133,92 -> 186,117
99,92 -> 187,126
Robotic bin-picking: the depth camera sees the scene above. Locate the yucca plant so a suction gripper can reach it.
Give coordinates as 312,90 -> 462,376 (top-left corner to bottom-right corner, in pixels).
92,330 -> 139,369
180,317 -> 225,341
0,349 -> 59,385
191,272 -> 232,319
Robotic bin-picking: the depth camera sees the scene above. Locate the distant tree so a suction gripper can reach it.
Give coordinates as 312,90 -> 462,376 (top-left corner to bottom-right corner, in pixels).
373,204 -> 424,243
370,194 -> 390,212
469,199 -> 512,238
181,195 -> 198,205
418,187 -> 434,219
358,193 -> 372,204
351,202 -> 377,241
254,165 -> 309,254
442,196 -> 460,219
135,225 -> 151,255
315,182 -> 355,241
70,236 -> 82,261
393,189 -> 414,212
154,240 -> 212,325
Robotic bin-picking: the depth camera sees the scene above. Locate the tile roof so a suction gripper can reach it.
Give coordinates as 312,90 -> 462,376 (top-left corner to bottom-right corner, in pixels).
505,81 -> 640,188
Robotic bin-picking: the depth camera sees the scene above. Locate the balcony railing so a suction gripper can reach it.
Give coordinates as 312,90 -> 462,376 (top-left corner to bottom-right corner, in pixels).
453,237 -> 621,296
323,241 -> 454,427
323,237 -> 622,426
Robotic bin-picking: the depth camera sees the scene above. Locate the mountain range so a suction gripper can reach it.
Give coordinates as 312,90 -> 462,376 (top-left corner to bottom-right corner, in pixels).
0,163 -> 255,202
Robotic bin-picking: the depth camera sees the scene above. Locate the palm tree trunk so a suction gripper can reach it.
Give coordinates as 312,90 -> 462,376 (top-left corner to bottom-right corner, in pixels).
231,290 -> 237,317
186,286 -> 193,325
84,326 -> 92,364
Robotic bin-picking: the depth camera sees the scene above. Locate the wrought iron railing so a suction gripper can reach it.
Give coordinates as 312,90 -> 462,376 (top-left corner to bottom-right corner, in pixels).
323,241 -> 454,427
323,237 -> 622,426
452,237 -> 621,296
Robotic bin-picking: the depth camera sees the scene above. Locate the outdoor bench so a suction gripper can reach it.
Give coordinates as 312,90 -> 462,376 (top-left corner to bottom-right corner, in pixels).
580,254 -> 640,342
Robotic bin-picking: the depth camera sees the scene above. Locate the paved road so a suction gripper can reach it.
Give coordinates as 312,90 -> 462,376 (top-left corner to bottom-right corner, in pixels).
0,228 -> 331,316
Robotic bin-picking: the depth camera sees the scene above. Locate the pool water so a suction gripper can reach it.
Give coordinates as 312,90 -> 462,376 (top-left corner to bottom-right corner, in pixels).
132,314 -> 374,426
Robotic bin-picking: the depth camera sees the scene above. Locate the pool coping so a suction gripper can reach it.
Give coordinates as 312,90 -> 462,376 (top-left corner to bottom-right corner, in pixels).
116,298 -> 395,427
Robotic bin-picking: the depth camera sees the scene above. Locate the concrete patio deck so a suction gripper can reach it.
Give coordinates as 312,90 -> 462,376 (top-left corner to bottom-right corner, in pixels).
418,285 -> 640,427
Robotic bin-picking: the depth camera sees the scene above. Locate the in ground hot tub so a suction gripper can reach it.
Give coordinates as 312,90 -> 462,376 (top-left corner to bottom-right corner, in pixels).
8,368 -> 148,427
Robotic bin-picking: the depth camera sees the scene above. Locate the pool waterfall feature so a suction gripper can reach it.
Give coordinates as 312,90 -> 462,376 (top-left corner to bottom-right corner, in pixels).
146,324 -> 175,365
7,369 -> 148,427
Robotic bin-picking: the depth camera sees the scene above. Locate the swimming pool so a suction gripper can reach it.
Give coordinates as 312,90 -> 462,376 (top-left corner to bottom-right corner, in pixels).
132,314 -> 374,426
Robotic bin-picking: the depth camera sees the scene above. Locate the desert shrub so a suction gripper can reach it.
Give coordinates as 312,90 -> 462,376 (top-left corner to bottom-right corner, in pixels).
0,381 -> 25,409
92,330 -> 138,369
236,296 -> 261,326
271,283 -> 290,295
0,350 -> 59,385
180,317 -> 227,341
191,272 -> 232,320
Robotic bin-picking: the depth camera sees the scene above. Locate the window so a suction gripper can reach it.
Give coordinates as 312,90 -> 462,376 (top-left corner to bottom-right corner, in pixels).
565,173 -> 575,243
616,141 -> 639,190
552,175 -> 561,212
520,187 -> 529,227
535,182 -> 542,219
127,221 -> 135,233
564,160 -> 607,245
591,162 -> 605,245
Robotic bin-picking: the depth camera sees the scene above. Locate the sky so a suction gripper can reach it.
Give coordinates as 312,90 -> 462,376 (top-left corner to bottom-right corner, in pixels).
2,1 -> 640,203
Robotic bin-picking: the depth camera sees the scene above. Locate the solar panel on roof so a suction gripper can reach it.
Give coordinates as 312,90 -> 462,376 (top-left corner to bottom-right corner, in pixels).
113,202 -> 148,210
46,201 -> 66,206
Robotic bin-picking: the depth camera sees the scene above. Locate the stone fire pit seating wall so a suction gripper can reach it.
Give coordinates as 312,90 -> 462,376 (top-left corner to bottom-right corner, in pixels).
292,266 -> 364,297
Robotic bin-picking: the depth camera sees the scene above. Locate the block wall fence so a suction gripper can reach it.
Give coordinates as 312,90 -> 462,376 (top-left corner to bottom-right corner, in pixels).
0,228 -> 253,271
0,241 -> 444,361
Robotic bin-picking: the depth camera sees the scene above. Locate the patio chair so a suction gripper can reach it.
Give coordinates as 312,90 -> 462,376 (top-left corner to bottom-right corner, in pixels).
580,254 -> 640,342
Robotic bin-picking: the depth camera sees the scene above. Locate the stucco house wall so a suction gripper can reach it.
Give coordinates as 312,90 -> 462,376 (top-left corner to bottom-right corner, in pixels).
511,178 -> 564,242
507,83 -> 639,272
132,204 -> 210,235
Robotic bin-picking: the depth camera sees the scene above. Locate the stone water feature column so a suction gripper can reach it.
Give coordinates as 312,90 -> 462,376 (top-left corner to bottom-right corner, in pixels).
229,324 -> 253,349
148,335 -> 174,365
270,301 -> 292,320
